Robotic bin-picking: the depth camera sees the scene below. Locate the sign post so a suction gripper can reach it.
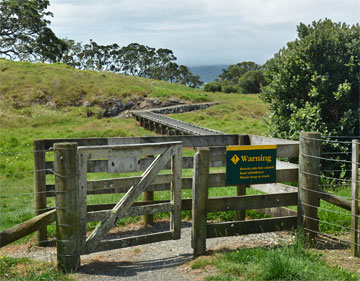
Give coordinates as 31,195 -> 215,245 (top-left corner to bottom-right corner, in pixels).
226,145 -> 277,185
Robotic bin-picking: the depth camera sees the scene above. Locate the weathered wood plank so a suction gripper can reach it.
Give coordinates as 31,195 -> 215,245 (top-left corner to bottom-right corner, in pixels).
43,135 -> 240,150
87,203 -> 173,222
255,207 -> 297,217
170,144 -> 182,239
54,142 -> 80,272
78,151 -> 88,255
86,174 -> 174,193
138,135 -> 239,147
351,139 -> 359,257
33,140 -> 48,246
276,168 -> 298,182
207,216 -> 297,238
85,145 -> 176,254
46,169 -> 297,198
91,231 -> 173,254
298,132 -> 321,240
249,135 -> 299,158
0,209 -> 56,248
192,148 -> 209,256
78,141 -> 181,160
86,198 -> 193,212
250,183 -> 297,194
206,192 -> 298,213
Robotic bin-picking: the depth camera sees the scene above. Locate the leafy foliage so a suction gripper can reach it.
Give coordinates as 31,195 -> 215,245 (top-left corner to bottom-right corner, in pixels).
261,19 -> 360,140
204,61 -> 266,94
0,1 -> 202,87
0,0 -> 65,62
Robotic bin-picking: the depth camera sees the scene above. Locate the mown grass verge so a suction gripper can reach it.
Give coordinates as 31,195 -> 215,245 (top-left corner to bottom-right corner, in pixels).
190,233 -> 359,281
0,256 -> 75,281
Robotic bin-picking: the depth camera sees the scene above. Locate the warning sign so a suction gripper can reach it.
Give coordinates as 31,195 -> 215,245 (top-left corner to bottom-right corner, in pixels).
226,145 -> 277,185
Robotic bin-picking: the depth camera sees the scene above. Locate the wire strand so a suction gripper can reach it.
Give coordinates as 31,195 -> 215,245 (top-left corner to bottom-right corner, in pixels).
301,201 -> 354,218
303,228 -> 359,247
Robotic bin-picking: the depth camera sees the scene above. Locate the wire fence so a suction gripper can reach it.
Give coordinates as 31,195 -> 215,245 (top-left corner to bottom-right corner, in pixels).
1,149 -> 54,233
2,138 -> 360,259
300,135 -> 360,251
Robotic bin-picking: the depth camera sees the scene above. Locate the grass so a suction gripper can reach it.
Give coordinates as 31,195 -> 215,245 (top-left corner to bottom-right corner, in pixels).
0,59 -> 211,108
190,233 -> 359,281
0,256 -> 75,280
0,59 -> 357,279
170,94 -> 268,135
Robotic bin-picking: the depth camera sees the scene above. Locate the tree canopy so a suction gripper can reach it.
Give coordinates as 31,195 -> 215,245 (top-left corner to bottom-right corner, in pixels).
0,0 -> 202,87
204,61 -> 265,93
261,19 -> 360,140
0,0 -> 64,62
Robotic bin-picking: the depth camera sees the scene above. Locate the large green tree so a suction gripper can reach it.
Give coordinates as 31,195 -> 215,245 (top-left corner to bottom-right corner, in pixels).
261,19 -> 360,140
0,0 -> 62,61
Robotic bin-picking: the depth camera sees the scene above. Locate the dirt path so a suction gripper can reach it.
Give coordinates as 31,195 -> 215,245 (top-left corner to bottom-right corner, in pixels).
0,221 -> 294,281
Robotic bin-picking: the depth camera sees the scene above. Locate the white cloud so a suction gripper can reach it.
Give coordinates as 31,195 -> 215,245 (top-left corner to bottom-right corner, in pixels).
49,0 -> 360,65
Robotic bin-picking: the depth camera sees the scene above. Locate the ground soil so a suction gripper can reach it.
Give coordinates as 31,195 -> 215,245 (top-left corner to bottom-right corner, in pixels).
1,221 -> 359,280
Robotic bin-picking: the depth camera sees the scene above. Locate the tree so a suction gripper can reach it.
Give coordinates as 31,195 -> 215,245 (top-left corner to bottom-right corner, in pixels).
31,27 -> 67,63
60,38 -> 83,68
0,0 -> 56,60
261,19 -> 360,140
238,70 -> 266,94
204,81 -> 222,92
219,61 -> 262,84
205,61 -> 264,93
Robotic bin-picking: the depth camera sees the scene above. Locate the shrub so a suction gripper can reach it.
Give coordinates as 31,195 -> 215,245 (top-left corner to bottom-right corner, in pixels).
204,81 -> 222,92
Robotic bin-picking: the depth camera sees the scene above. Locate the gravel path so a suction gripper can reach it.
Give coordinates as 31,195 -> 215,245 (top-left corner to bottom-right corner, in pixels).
1,221 -> 294,281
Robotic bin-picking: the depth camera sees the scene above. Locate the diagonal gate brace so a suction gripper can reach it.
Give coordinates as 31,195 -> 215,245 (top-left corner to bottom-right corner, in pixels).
86,145 -> 176,254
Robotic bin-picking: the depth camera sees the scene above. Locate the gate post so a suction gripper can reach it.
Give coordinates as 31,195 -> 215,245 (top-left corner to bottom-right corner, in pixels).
54,143 -> 80,272
351,139 -> 359,257
192,147 -> 209,256
298,132 -> 321,241
33,140 -> 47,246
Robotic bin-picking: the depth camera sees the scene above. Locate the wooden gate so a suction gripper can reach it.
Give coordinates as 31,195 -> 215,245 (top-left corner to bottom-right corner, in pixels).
53,141 -> 182,271
77,141 -> 183,254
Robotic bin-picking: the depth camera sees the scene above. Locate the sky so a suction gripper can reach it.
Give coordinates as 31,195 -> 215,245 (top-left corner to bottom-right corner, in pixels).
49,0 -> 360,66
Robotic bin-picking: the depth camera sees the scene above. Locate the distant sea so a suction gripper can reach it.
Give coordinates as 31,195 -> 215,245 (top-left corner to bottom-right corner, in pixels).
189,65 -> 228,83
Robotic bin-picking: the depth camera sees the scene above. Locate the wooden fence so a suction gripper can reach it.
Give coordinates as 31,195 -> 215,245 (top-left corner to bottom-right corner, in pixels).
1,132 -> 359,272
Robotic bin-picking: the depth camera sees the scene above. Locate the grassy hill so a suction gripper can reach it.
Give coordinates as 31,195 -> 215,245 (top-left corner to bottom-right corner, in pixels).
0,59 -> 268,136
0,58 -> 269,236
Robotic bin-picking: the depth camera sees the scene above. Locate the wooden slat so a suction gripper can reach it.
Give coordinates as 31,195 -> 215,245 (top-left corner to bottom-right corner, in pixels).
78,151 -> 89,254
85,145 -> 176,253
0,209 -> 56,247
249,135 -> 299,158
87,174 -> 174,193
78,141 -> 181,160
170,144 -> 182,239
46,170 -> 296,198
138,135 -> 239,147
206,216 -> 297,238
250,183 -> 297,194
46,156 -> 225,174
207,192 -> 298,213
45,138 -> 109,149
351,139 -> 359,256
276,168 -> 298,182
86,198 -> 193,212
87,202 -> 173,222
91,231 -> 173,254
255,207 -> 297,217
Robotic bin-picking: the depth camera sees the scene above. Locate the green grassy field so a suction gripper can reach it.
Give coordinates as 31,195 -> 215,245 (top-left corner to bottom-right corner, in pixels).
190,232 -> 358,281
0,59 -> 358,280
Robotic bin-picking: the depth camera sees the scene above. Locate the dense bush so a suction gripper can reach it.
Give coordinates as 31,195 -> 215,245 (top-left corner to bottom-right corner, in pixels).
238,70 -> 266,94
204,81 -> 222,92
261,19 -> 360,140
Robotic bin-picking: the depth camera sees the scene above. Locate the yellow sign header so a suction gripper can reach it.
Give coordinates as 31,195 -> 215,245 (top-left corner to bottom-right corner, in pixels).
226,145 -> 277,151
